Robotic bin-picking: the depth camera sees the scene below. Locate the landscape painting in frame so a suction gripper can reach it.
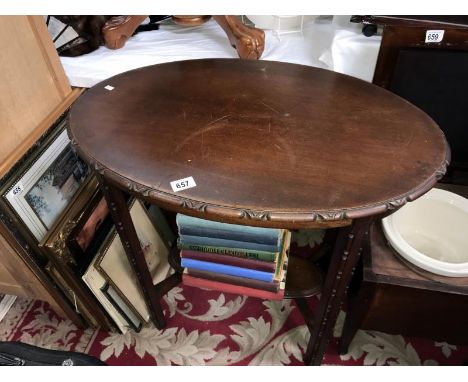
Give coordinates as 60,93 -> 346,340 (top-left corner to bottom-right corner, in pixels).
4,124 -> 89,241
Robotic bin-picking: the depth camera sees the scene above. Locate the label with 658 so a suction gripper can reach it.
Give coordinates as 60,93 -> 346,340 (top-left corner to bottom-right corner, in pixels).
425,30 -> 444,43
170,176 -> 196,192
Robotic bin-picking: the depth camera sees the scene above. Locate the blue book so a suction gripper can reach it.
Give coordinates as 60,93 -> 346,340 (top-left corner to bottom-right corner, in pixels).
176,214 -> 283,246
181,258 -> 274,282
179,234 -> 279,253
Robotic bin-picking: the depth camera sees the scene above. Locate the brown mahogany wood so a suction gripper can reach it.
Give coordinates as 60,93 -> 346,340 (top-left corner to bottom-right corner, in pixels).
102,16 -> 148,50
68,59 -> 449,230
304,217 -> 373,365
172,16 -> 212,27
69,59 -> 449,365
372,25 -> 468,89
293,297 -> 315,334
365,17 -> 468,182
212,16 -> 265,60
284,255 -> 323,299
352,15 -> 468,29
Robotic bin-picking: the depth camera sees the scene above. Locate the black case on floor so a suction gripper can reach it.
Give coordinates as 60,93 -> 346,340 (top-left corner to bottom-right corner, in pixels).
0,341 -> 106,366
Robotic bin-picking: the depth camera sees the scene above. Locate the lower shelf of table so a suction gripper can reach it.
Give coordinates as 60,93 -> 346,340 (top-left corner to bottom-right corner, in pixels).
284,255 -> 323,299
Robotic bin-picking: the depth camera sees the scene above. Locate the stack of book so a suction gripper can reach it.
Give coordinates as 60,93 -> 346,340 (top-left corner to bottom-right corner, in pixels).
178,214 -> 290,300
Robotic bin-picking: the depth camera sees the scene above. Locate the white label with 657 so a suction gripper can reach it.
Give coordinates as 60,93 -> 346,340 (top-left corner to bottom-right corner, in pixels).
170,176 -> 196,192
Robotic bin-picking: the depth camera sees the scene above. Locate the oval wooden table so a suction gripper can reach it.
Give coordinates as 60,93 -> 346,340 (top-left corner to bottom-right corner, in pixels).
68,59 -> 449,365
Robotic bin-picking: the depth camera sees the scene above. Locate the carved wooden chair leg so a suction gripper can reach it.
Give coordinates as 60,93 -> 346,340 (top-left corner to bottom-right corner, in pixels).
102,15 -> 148,50
97,176 -> 170,329
303,218 -> 372,365
213,16 -> 265,60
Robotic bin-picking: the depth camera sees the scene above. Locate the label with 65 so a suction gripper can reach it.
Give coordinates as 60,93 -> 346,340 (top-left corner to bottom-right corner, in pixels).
170,176 -> 196,192
425,30 -> 444,43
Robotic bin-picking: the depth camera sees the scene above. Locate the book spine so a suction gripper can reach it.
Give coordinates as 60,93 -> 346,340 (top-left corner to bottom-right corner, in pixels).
181,258 -> 274,282
179,225 -> 279,246
176,214 -> 281,244
180,250 -> 276,272
177,242 -> 277,262
179,234 -> 279,253
183,274 -> 284,301
187,269 -> 279,292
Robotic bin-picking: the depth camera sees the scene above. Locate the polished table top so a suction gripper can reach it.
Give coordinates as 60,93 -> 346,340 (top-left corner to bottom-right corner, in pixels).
68,59 -> 449,228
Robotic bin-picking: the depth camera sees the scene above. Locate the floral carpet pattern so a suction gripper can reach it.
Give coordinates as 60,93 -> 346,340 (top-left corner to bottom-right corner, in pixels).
0,230 -> 467,365
1,287 -> 467,365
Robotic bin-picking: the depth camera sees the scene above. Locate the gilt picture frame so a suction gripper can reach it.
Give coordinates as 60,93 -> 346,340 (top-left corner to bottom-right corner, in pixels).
39,176 -> 103,267
2,119 -> 90,242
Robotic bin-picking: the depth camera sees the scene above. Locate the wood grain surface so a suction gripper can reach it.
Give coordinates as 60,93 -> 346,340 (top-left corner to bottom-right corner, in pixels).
68,59 -> 449,228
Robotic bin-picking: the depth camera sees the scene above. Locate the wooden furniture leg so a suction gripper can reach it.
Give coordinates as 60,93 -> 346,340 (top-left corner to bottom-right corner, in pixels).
304,217 -> 373,365
337,281 -> 376,354
213,16 -> 265,60
102,15 -> 148,50
97,176 -> 181,329
294,298 -> 315,333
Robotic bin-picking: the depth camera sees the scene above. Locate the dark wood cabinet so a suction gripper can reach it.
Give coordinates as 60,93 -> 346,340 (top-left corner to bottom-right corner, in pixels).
354,16 -> 468,185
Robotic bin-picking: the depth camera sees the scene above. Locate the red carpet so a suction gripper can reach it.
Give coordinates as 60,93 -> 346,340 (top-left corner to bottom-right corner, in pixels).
1,230 -> 467,365
1,287 -> 467,365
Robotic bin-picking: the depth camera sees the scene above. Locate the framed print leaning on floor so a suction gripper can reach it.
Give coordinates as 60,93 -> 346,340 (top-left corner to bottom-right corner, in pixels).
2,117 -> 90,241
39,176 -> 118,329
95,199 -> 173,325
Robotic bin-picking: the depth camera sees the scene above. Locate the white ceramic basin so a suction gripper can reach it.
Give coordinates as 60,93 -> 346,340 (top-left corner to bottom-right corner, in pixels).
382,188 -> 468,277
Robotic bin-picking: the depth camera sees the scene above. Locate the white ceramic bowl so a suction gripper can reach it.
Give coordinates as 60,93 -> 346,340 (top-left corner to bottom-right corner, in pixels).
382,188 -> 468,277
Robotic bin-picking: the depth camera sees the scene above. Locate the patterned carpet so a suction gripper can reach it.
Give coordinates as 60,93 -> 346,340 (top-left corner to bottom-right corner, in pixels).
1,230 -> 467,365
1,286 -> 467,365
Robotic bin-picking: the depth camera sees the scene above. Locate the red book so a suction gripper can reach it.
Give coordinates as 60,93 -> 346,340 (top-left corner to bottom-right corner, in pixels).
183,273 -> 285,300
180,250 -> 276,272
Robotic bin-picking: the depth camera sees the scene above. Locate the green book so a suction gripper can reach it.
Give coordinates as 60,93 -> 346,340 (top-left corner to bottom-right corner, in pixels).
177,241 -> 277,262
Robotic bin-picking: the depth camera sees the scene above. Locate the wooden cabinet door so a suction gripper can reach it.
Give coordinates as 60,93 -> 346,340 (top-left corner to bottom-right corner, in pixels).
0,16 -> 73,176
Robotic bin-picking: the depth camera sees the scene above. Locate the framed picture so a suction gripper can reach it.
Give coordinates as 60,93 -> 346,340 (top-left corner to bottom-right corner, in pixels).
39,176 -> 102,267
71,197 -> 109,255
44,261 -> 99,327
82,255 -> 132,334
95,199 -> 173,324
40,176 -> 132,330
2,119 -> 90,241
101,283 -> 142,332
64,187 -> 111,271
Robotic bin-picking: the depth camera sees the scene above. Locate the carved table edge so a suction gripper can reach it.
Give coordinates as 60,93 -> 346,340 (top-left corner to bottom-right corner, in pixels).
69,128 -> 450,228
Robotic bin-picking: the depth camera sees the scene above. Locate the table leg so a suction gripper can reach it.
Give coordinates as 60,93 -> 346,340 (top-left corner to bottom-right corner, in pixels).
303,217 -> 372,365
97,176 -> 180,329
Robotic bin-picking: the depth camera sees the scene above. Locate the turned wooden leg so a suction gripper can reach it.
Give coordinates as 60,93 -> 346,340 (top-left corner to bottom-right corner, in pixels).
213,16 -> 265,60
304,217 -> 373,365
97,176 -> 170,329
102,15 -> 148,50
